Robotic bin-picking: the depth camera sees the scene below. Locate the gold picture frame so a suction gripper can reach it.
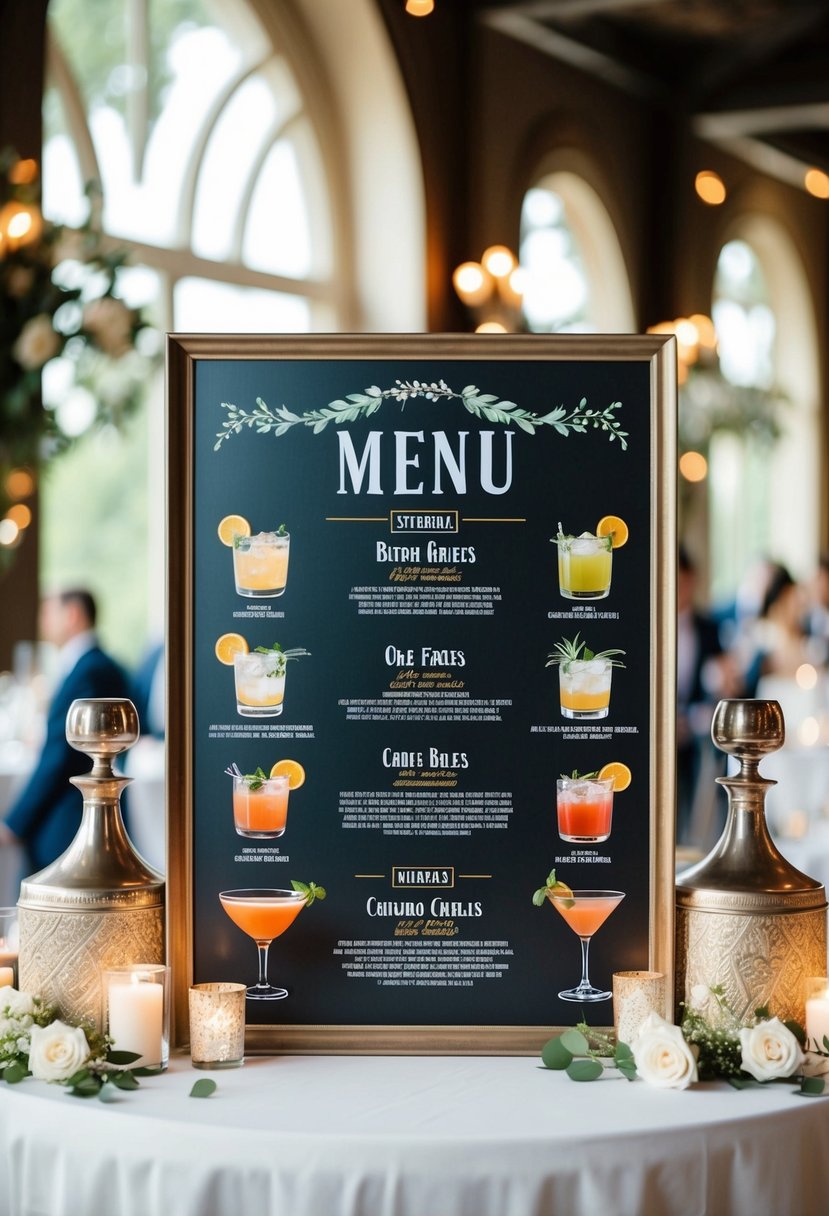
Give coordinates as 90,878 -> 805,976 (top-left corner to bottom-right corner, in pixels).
167,333 -> 677,1053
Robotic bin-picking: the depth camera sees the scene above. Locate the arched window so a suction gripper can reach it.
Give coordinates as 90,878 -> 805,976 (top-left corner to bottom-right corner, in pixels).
40,0 -> 425,661
708,223 -> 820,602
519,168 -> 635,333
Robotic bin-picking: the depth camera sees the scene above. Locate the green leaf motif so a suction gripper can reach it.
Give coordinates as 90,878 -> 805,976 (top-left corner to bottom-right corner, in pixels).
213,383 -> 628,450
190,1078 -> 218,1099
541,1037 -> 573,1070
567,1058 -> 603,1082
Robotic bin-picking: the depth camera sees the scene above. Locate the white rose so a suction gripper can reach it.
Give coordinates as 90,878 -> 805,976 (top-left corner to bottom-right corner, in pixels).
0,988 -> 34,1019
633,1011 -> 699,1090
12,314 -> 61,370
739,1017 -> 804,1082
29,1021 -> 91,1082
83,296 -> 133,357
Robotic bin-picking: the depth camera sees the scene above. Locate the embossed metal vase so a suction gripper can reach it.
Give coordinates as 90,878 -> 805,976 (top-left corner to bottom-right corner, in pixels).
18,699 -> 164,1026
676,699 -> 827,1025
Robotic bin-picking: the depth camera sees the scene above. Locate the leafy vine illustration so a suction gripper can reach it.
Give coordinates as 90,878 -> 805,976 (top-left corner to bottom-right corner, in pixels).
213,379 -> 628,451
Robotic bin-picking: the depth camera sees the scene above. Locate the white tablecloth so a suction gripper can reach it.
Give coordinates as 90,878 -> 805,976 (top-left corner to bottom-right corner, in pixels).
1,1053 -> 828,1216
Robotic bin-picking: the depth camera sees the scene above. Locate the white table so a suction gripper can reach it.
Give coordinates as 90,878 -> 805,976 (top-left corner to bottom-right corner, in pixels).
1,1053 -> 828,1216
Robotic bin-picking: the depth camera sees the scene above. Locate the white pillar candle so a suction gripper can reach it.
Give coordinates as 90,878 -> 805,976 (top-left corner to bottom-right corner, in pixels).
806,993 -> 829,1050
108,977 -> 164,1067
0,967 -> 13,987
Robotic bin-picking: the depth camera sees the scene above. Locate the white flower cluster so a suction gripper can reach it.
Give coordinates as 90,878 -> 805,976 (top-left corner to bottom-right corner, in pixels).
0,988 -> 92,1083
629,988 -> 806,1090
0,986 -> 37,1060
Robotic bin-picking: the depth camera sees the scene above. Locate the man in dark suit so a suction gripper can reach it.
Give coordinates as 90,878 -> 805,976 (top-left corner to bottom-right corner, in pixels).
676,548 -> 742,846
0,589 -> 130,874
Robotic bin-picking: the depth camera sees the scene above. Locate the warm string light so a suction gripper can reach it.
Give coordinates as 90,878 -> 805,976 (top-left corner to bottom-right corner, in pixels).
804,168 -> 829,199
405,0 -> 435,15
0,467 -> 35,548
453,245 -> 522,331
648,315 -> 719,483
695,170 -> 727,205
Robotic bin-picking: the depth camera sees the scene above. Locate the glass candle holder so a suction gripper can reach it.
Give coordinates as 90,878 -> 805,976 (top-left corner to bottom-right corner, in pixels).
0,906 -> 19,986
189,982 -> 246,1069
102,964 -> 170,1071
612,970 -> 666,1046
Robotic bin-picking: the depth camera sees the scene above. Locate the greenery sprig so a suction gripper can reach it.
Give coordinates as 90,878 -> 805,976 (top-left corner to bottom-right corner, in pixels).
545,632 -> 626,671
541,1024 -> 636,1083
214,381 -> 628,450
291,880 -> 327,906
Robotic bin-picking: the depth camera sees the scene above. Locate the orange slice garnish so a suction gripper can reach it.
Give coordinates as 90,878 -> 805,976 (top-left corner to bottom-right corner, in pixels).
598,761 -> 632,792
217,515 -> 251,546
596,515 -> 629,549
270,759 -> 306,790
215,633 -> 249,665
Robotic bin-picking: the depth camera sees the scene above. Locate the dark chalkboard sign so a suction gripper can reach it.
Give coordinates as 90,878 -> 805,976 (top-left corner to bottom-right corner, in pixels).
167,334 -> 677,1053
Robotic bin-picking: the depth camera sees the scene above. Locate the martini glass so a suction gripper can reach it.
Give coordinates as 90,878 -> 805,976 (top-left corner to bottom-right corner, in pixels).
549,889 -> 625,1002
219,888 -> 306,1000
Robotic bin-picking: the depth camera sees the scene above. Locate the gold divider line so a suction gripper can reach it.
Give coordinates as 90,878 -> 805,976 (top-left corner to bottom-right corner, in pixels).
325,517 -> 387,522
458,874 -> 493,879
354,874 -> 386,878
460,517 -> 526,523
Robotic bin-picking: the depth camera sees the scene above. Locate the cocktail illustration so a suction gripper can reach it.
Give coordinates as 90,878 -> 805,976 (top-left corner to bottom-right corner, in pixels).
546,633 -> 625,719
218,515 -> 290,598
225,760 -> 306,838
552,516 -> 628,600
219,887 -> 307,1000
533,870 -> 624,1003
215,634 -> 309,718
556,762 -> 631,843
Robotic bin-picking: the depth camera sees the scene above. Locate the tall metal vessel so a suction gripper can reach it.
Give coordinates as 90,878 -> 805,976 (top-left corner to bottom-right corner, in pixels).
18,699 -> 164,1025
676,699 -> 827,1025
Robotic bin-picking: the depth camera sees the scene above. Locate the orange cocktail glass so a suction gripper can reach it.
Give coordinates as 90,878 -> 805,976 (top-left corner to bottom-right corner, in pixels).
219,888 -> 306,1000
232,774 -> 290,838
549,889 -> 624,1002
556,776 -> 614,843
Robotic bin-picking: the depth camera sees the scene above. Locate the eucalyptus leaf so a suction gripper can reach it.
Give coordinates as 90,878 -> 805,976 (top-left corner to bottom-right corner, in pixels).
541,1037 -> 573,1070
785,1020 -> 806,1047
727,1076 -> 754,1090
3,1061 -> 28,1085
190,1078 -> 218,1099
617,1061 -> 637,1082
567,1058 -> 603,1082
614,1041 -> 634,1063
560,1028 -> 590,1055
107,1049 -> 142,1066
111,1071 -> 140,1091
97,1082 -> 120,1102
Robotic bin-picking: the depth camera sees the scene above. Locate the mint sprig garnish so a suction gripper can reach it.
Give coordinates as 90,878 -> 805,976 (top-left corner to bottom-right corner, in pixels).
545,632 -> 626,671
532,868 -> 559,907
291,880 -> 327,906
244,767 -> 268,791
561,769 -> 599,781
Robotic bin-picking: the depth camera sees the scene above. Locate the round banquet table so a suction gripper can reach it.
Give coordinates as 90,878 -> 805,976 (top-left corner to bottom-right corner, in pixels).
1,1053 -> 828,1216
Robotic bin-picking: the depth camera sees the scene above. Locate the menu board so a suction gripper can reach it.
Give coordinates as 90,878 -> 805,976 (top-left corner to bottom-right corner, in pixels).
167,334 -> 677,1053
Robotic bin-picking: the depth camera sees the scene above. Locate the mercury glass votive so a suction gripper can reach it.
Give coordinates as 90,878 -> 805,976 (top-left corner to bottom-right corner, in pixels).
612,970 -> 666,1046
189,983 -> 246,1069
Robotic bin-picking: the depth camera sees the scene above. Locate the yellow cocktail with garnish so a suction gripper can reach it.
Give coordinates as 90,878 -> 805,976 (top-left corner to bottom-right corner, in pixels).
218,515 -> 290,598
553,517 -> 628,600
215,635 -> 309,718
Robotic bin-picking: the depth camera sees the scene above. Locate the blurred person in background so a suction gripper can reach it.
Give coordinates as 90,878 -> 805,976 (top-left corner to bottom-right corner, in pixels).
677,546 -> 743,846
0,589 -> 129,873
